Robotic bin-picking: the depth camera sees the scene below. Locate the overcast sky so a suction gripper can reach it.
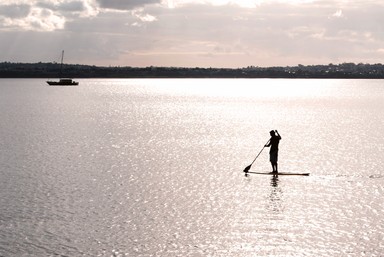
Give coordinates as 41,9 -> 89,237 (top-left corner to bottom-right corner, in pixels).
1,0 -> 383,68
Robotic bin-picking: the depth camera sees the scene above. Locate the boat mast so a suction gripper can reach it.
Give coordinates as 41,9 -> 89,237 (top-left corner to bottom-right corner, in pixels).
59,50 -> 64,79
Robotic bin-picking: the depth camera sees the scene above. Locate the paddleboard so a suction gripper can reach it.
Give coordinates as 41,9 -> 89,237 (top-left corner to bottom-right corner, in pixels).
244,171 -> 309,176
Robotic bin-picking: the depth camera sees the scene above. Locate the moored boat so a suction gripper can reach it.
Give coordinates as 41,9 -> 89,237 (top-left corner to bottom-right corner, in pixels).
47,78 -> 79,86
46,50 -> 79,86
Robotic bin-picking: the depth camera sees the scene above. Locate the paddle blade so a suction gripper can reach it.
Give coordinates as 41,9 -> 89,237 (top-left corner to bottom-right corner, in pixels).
243,164 -> 252,173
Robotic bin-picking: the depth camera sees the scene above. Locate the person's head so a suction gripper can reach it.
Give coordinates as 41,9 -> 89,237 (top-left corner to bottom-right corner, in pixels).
269,130 -> 275,136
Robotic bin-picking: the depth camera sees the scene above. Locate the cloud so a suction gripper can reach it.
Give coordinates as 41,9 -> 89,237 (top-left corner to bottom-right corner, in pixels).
131,9 -> 157,24
0,5 -> 66,31
0,4 -> 30,18
37,1 -> 99,17
28,7 -> 66,31
331,9 -> 343,18
1,0 -> 384,67
0,1 -> 98,31
96,0 -> 161,10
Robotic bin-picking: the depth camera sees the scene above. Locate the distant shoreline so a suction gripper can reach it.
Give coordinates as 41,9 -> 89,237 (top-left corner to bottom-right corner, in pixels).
1,62 -> 384,79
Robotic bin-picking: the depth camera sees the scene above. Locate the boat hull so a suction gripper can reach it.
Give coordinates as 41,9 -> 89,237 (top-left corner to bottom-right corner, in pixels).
47,79 -> 79,86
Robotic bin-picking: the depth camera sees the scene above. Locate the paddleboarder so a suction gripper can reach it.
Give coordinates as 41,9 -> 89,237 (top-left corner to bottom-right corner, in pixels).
265,130 -> 281,173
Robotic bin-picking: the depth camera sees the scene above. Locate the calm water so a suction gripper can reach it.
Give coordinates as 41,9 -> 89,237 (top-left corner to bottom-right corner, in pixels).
0,79 -> 383,256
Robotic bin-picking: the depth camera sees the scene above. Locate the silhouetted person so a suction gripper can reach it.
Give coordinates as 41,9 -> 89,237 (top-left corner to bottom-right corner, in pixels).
265,130 -> 281,173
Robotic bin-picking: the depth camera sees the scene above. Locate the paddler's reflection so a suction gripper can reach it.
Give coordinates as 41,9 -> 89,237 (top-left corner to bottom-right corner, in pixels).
267,175 -> 283,213
270,174 -> 279,187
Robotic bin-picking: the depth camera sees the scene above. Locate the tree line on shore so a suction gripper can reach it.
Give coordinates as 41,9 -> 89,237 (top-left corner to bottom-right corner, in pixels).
1,62 -> 384,78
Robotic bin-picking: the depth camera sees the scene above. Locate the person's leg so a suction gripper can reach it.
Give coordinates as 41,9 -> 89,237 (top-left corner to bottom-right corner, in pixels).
274,152 -> 279,173
271,162 -> 277,172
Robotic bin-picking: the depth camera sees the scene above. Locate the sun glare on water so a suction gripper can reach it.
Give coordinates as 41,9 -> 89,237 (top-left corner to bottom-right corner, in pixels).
148,79 -> 331,100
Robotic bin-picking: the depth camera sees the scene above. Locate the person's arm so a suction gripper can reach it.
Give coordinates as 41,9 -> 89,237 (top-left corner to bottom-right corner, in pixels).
275,130 -> 281,140
265,140 -> 271,147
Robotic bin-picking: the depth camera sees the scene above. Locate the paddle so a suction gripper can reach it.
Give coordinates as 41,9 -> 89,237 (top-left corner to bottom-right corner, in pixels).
243,139 -> 270,173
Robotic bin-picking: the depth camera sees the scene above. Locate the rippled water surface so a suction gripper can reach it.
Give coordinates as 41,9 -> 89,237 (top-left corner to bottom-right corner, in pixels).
0,79 -> 383,256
